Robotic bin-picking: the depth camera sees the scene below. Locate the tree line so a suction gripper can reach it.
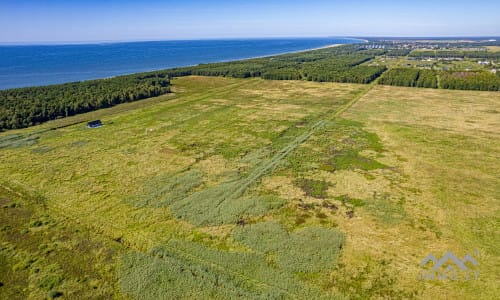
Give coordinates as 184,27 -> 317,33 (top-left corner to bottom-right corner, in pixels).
378,68 -> 438,88
384,49 -> 412,56
166,46 -> 387,84
440,71 -> 500,91
0,73 -> 170,130
3,44 -> 498,131
3,45 -> 386,131
378,68 -> 500,91
409,50 -> 500,60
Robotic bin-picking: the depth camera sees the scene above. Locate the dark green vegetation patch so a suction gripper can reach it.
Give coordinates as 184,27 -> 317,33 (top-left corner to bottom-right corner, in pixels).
439,71 -> 500,91
0,73 -> 171,130
0,186 -> 121,299
336,194 -> 366,208
128,169 -> 285,226
176,45 -> 385,83
287,119 -> 386,174
296,178 -> 330,198
379,68 -> 500,91
232,221 -> 344,273
119,239 -> 330,300
378,68 -> 438,88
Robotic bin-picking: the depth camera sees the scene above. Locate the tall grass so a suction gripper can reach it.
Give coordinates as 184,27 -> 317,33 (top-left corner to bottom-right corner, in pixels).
0,131 -> 44,149
232,221 -> 344,273
119,239 -> 332,300
128,169 -> 285,226
170,181 -> 285,226
129,121 -> 326,226
128,169 -> 204,207
231,221 -> 286,253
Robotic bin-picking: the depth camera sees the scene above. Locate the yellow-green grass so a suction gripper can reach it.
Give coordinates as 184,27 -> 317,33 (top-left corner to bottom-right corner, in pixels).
1,76 -> 498,299
0,185 -> 125,299
251,85 -> 499,298
0,76 -> 362,239
338,86 -> 500,299
361,55 -> 403,68
1,76 -> 365,298
486,46 -> 500,52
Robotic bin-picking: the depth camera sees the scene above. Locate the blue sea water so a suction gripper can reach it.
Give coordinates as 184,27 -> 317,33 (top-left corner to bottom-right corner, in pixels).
0,38 -> 362,90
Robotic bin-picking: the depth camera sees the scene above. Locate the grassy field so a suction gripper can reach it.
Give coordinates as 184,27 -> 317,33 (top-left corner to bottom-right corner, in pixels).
341,86 -> 499,299
486,46 -> 500,52
0,76 -> 498,299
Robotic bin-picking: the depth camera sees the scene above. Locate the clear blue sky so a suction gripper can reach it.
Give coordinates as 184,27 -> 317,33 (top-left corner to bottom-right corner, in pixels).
1,0 -> 499,43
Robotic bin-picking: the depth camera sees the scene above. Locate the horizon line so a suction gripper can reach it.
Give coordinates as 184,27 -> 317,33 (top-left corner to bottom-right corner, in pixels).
0,36 -> 361,46
0,35 -> 498,46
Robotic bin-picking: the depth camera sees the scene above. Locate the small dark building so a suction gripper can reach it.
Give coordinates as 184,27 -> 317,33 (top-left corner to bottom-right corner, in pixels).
86,120 -> 102,128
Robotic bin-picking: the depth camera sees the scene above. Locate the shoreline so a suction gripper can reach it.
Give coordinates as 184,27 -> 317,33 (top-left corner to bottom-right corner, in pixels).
211,44 -> 344,63
0,40 -> 361,90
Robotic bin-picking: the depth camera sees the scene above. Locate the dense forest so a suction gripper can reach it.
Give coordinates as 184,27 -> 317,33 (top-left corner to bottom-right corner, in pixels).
1,45 -> 386,131
0,73 -> 170,130
303,63 -> 386,83
166,46 -> 387,84
409,50 -> 500,60
378,68 -> 438,88
174,46 -> 387,82
439,71 -> 500,91
379,68 -> 499,91
300,54 -> 386,83
1,43 -> 499,131
384,49 -> 412,56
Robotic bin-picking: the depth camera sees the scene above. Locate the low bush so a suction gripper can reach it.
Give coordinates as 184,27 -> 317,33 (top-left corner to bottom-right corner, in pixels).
295,178 -> 330,199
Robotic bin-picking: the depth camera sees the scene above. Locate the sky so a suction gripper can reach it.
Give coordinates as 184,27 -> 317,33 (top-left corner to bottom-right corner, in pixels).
0,0 -> 499,43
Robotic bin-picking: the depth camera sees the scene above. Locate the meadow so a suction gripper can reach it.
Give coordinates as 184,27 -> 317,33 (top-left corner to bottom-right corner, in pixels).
0,75 -> 498,299
3,43 -> 500,135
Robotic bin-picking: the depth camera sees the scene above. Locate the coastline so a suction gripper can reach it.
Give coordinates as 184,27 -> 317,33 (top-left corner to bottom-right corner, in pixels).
234,43 -> 343,62
0,39 -> 361,90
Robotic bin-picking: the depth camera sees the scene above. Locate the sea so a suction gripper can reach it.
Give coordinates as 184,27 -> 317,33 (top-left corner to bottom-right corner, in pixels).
0,38 -> 362,90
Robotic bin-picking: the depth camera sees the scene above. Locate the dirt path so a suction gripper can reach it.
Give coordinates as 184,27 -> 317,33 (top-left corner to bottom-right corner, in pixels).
222,81 -> 377,201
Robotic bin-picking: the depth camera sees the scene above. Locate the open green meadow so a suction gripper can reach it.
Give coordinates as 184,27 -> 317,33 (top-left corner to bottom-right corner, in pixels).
1,76 -> 498,299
